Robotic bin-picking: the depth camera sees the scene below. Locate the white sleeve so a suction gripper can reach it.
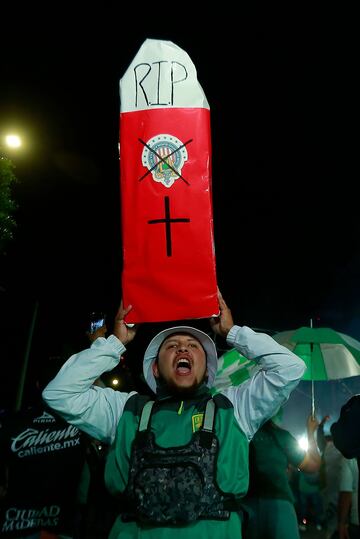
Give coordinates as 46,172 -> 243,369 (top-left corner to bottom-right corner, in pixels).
42,334 -> 136,444
220,325 -> 306,440
339,458 -> 357,492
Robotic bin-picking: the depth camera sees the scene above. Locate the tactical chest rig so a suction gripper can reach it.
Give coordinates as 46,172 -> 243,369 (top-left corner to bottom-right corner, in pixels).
122,395 -> 239,525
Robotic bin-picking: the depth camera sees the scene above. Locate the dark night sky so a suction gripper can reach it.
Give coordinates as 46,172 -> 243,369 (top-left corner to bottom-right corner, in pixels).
0,8 -> 358,415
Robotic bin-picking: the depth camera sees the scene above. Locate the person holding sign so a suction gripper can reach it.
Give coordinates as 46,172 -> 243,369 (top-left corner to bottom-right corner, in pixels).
43,292 -> 305,538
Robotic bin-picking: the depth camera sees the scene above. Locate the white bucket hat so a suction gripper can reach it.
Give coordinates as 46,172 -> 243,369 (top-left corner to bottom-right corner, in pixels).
143,326 -> 218,393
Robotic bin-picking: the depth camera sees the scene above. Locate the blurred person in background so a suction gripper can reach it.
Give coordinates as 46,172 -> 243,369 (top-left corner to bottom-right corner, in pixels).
317,415 -> 343,538
0,356 -> 87,539
332,457 -> 359,539
242,409 -> 321,538
331,395 -> 360,539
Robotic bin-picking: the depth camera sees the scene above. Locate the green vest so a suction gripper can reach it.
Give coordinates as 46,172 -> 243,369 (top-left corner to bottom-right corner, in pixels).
105,390 -> 249,538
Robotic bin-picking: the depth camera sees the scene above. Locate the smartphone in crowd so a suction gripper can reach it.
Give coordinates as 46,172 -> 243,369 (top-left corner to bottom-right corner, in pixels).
89,312 -> 106,334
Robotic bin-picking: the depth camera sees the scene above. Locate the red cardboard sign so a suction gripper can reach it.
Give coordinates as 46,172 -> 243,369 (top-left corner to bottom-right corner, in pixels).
119,40 -> 218,323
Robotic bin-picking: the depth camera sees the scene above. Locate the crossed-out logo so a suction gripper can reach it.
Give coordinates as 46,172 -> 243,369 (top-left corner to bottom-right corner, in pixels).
2,505 -> 60,533
11,424 -> 81,458
141,134 -> 188,188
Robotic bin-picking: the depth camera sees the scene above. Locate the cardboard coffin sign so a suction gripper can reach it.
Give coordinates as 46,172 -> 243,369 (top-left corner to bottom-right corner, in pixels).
119,39 -> 218,323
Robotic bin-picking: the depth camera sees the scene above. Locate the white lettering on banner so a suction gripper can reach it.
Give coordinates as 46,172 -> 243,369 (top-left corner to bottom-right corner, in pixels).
2,505 -> 60,532
134,61 -> 188,108
33,411 -> 56,423
11,424 -> 79,452
17,437 -> 80,457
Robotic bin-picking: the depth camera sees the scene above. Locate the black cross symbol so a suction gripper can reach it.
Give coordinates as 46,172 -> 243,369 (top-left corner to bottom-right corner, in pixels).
148,196 -> 190,257
138,138 -> 193,185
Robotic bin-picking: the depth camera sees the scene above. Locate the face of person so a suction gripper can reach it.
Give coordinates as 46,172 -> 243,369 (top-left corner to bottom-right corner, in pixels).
152,333 -> 207,394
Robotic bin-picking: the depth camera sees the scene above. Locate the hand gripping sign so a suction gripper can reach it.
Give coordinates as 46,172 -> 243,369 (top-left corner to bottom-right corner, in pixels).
119,39 -> 218,323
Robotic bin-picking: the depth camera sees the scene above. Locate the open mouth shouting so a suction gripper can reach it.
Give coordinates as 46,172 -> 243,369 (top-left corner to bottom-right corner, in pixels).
153,333 -> 208,391
175,357 -> 192,376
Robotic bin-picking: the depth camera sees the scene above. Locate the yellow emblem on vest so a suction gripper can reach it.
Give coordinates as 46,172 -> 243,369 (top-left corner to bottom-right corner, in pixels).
192,413 -> 204,432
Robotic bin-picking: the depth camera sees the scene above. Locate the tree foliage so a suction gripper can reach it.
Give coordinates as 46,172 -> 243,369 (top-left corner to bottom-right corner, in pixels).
0,157 -> 18,254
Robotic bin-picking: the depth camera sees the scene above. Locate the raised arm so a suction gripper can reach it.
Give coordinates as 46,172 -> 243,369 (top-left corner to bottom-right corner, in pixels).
298,415 -> 321,472
210,291 -> 306,439
42,302 -> 138,444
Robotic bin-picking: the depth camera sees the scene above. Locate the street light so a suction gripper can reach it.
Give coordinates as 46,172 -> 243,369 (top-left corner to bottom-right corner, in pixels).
5,134 -> 22,149
0,133 -> 23,158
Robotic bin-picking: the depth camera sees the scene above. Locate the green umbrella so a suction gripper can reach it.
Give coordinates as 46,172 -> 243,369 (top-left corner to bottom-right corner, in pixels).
213,327 -> 360,415
273,327 -> 360,415
272,327 -> 360,381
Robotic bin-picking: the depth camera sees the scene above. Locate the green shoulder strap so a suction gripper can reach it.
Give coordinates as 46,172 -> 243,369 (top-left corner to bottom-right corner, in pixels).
139,400 -> 155,432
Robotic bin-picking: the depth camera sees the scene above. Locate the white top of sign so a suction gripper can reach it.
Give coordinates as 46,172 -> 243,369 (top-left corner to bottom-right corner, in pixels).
120,38 -> 210,112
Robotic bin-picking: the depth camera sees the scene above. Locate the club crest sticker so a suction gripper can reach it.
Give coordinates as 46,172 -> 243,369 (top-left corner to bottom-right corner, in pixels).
141,134 -> 188,188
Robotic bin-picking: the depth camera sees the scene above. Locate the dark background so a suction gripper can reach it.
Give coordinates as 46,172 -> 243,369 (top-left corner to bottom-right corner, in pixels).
0,7 -> 358,416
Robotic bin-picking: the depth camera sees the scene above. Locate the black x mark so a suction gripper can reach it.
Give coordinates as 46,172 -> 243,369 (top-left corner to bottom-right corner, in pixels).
138,138 -> 193,185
